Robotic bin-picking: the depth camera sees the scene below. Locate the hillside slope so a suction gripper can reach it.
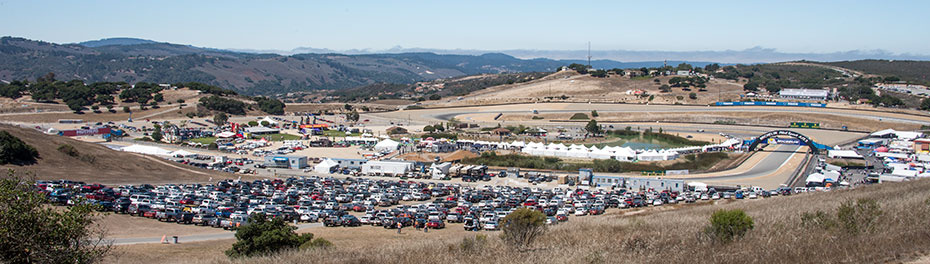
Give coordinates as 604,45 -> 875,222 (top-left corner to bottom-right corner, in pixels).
0,124 -> 238,184
220,178 -> 930,264
822,60 -> 930,85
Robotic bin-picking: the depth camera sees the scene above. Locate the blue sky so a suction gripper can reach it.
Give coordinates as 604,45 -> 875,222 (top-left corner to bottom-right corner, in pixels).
2,0 -> 928,54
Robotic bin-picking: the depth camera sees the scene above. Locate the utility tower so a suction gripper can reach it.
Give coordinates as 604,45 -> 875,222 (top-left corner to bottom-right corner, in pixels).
587,41 -> 592,68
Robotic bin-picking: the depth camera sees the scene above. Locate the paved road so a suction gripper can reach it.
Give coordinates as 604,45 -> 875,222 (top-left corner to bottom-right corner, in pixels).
112,222 -> 322,245
374,103 -> 930,125
682,145 -> 801,181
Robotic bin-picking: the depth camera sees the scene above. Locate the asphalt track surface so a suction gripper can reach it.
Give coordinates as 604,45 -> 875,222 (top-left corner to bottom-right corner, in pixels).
111,222 -> 322,245
679,145 -> 800,181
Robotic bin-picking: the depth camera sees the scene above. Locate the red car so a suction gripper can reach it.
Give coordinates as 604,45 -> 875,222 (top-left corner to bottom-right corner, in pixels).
143,210 -> 158,218
426,219 -> 445,229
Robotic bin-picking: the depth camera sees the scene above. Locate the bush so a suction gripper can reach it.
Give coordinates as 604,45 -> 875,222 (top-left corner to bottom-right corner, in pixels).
837,198 -> 882,234
208,143 -> 218,150
0,131 -> 38,165
226,214 -> 315,258
57,144 -> 79,157
299,237 -> 332,250
531,116 -> 544,120
569,113 -> 589,120
591,110 -> 599,117
429,94 -> 441,100
458,234 -> 488,253
689,92 -> 698,100
705,209 -> 754,243
123,106 -> 131,113
800,198 -> 882,235
500,208 -> 547,249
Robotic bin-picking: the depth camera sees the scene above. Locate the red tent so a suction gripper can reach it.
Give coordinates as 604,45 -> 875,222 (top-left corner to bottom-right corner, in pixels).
875,146 -> 889,152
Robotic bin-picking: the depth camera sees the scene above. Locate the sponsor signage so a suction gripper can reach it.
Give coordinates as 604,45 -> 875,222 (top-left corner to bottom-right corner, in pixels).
789,122 -> 821,129
59,127 -> 111,137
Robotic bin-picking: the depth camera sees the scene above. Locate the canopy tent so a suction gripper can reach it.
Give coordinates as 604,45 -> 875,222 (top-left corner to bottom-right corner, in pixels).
874,146 -> 889,153
806,173 -> 825,183
216,131 -> 236,138
375,139 -> 400,153
121,144 -> 172,156
314,159 -> 339,174
169,150 -> 196,157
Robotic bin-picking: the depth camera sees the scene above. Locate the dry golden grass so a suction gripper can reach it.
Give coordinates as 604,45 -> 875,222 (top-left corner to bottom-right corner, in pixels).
200,178 -> 930,264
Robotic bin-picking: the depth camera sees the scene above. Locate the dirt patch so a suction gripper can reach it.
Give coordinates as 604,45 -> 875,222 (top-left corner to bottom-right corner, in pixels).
398,150 -> 477,162
0,124 -> 250,184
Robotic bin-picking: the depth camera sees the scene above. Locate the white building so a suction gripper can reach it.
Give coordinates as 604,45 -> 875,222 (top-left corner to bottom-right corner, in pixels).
362,160 -> 414,176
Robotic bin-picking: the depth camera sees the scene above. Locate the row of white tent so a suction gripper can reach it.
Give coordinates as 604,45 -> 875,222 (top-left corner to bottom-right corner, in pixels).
521,142 -> 668,161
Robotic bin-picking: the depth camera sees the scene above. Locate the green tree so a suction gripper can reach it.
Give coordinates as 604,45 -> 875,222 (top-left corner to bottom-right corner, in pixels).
423,125 -> 436,132
153,93 -> 164,102
213,113 -> 228,127
0,131 -> 39,165
500,208 -> 547,249
226,214 -> 314,258
344,103 -> 352,110
429,94 -> 441,100
590,110 -> 598,117
66,100 -> 84,113
659,85 -> 671,93
346,110 -> 360,123
123,106 -> 131,113
921,98 -> 930,111
0,171 -> 111,263
706,209 -> 754,243
248,121 -> 259,127
585,119 -> 601,138
260,121 -> 270,127
689,92 -> 698,100
151,124 -> 163,142
743,82 -> 759,92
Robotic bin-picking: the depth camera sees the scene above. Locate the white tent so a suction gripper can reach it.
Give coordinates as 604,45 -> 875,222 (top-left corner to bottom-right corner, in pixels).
121,144 -> 172,156
260,116 -> 278,126
375,139 -> 400,153
567,147 -> 590,158
314,159 -> 339,174
216,131 -> 236,138
806,173 -> 826,183
170,150 -> 196,157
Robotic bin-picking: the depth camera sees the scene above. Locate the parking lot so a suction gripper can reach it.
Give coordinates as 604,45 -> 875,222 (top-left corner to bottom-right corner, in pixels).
38,173 -> 814,244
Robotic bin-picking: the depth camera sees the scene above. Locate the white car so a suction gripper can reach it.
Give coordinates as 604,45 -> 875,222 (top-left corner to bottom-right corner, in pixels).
652,199 -> 663,206
748,192 -> 758,199
482,221 -> 499,230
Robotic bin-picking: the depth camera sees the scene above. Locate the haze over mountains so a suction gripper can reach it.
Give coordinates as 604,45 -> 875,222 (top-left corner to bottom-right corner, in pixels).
1,37 -> 928,96
231,45 -> 930,64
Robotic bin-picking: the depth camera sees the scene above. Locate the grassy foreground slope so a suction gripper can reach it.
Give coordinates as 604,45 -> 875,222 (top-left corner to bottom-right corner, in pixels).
219,179 -> 930,264
0,124 -> 240,184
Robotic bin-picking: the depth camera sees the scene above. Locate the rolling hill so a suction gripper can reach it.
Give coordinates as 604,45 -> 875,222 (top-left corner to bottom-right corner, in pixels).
0,37 -> 570,96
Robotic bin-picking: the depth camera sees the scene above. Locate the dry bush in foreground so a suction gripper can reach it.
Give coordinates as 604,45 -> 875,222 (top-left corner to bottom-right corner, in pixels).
205,178 -> 930,264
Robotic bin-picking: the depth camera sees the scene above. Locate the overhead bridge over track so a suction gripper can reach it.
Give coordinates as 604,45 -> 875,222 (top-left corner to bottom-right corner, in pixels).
746,130 -> 832,152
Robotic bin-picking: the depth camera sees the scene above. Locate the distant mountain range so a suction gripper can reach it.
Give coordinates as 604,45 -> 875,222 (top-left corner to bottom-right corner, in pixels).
230,45 -> 930,64
1,37 -> 927,96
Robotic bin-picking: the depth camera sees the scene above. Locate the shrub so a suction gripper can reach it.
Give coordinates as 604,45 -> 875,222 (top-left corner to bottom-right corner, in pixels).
123,106 -> 131,113
299,237 -> 332,250
531,116 -> 544,120
226,214 -> 314,258
500,208 -> 547,249
689,92 -> 698,100
208,142 -> 218,150
429,94 -> 441,100
591,110 -> 599,117
459,234 -> 488,253
57,144 -> 79,157
836,198 -> 882,234
248,121 -> 259,127
569,113 -> 589,120
705,209 -> 754,243
0,131 -> 38,165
